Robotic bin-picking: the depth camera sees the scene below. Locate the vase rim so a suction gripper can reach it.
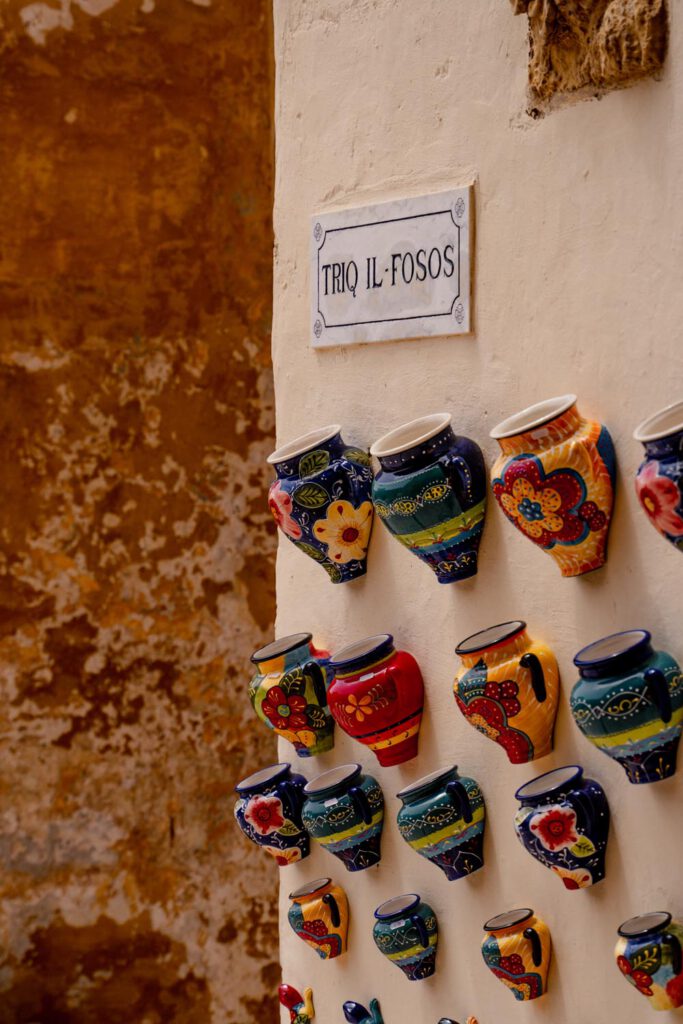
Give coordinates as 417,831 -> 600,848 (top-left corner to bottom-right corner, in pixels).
634,399 -> 683,443
369,412 -> 452,458
235,762 -> 291,793
489,394 -> 577,440
330,634 -> 393,667
573,629 -> 650,668
456,620 -> 526,655
303,762 -> 362,796
396,765 -> 457,801
251,632 -> 313,664
515,764 -> 582,802
618,911 -> 672,938
267,424 -> 342,465
374,893 -> 420,919
483,908 -> 533,932
288,877 -> 332,900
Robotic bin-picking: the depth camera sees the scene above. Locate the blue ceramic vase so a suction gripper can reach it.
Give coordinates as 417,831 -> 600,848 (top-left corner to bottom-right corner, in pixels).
234,763 -> 309,867
571,630 -> 683,784
513,765 -> 610,890
634,400 -> 683,552
370,413 -> 487,584
373,894 -> 439,981
302,763 -> 384,872
267,425 -> 374,584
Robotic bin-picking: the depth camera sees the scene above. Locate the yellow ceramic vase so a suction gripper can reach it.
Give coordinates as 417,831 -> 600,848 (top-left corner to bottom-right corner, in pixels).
481,908 -> 552,1001
454,620 -> 559,764
287,878 -> 349,960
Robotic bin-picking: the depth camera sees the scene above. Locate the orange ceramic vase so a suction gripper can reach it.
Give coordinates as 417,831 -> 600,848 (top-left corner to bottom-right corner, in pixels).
287,878 -> 349,960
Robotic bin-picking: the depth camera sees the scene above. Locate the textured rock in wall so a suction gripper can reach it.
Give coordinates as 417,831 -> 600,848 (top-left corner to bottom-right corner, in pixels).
0,1 -> 278,1021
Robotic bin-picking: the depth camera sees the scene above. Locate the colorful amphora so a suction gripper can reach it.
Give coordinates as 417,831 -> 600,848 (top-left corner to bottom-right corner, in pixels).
234,763 -> 309,866
481,908 -> 552,1001
572,630 -> 683,784
634,400 -> 683,552
370,413 -> 487,584
396,766 -> 486,881
454,620 -> 559,764
490,394 -> 616,577
249,633 -> 334,758
328,634 -> 424,766
373,894 -> 439,981
267,425 -> 374,584
279,984 -> 315,1024
343,999 -> 384,1024
616,912 -> 683,1011
302,764 -> 384,872
514,765 -> 610,890
287,878 -> 349,960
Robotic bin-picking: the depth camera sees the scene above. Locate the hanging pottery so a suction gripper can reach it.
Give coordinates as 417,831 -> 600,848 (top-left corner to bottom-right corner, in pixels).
280,985 -> 315,1024
454,620 -> 559,764
370,413 -> 487,584
616,912 -> 683,1011
234,763 -> 309,866
302,763 -> 384,872
267,424 -> 374,584
396,766 -> 486,881
373,894 -> 439,981
343,999 -> 384,1024
490,394 -> 616,577
481,908 -> 552,1001
571,629 -> 683,784
634,400 -> 683,552
328,634 -> 424,766
249,633 -> 334,758
287,878 -> 349,960
514,765 -> 610,890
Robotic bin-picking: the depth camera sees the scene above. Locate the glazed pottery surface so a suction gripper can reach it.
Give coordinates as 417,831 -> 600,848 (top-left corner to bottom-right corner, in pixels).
249,633 -> 334,758
234,763 -> 309,867
572,630 -> 683,784
634,400 -> 683,552
481,908 -> 552,1001
373,894 -> 439,981
616,912 -> 683,1011
280,984 -> 315,1024
343,999 -> 384,1024
328,634 -> 424,766
396,765 -> 486,881
302,764 -> 384,872
268,425 -> 374,584
370,413 -> 487,584
490,395 -> 616,577
513,765 -> 610,890
454,620 -> 559,764
287,877 -> 349,960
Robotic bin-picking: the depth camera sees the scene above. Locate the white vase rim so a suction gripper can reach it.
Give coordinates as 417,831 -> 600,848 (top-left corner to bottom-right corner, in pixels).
267,424 -> 342,465
634,399 -> 683,443
490,394 -> 577,440
370,413 -> 452,458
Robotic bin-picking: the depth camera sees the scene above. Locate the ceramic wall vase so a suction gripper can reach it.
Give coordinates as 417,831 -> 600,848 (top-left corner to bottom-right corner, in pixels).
513,765 -> 610,890
454,620 -> 559,764
634,400 -> 683,552
249,633 -> 334,758
267,425 -> 374,584
616,912 -> 683,1011
343,999 -> 384,1024
234,763 -> 309,866
287,878 -> 349,960
373,894 -> 439,981
370,413 -> 487,584
490,394 -> 616,577
571,630 -> 683,784
328,634 -> 424,766
279,985 -> 315,1024
302,764 -> 384,871
481,908 -> 552,1001
396,766 -> 486,881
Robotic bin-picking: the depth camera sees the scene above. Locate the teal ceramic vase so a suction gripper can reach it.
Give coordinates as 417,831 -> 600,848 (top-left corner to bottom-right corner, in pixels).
302,764 -> 384,872
373,894 -> 439,981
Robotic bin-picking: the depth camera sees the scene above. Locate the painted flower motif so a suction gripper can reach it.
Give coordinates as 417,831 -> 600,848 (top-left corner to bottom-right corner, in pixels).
264,845 -> 302,866
244,794 -> 285,836
618,956 -> 654,996
344,693 -> 373,721
499,953 -> 525,976
456,677 -> 532,763
313,499 -> 373,563
636,460 -> 683,538
529,805 -> 579,851
552,865 -> 592,890
261,685 -> 309,731
269,481 -> 303,540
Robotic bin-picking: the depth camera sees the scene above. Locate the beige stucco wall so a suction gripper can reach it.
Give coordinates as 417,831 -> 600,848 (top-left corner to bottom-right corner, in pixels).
272,2 -> 683,1023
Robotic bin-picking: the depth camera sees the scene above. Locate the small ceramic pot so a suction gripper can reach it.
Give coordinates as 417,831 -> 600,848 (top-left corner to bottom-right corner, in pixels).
328,634 -> 424,766
513,765 -> 610,890
396,765 -> 486,881
287,877 -> 349,960
616,912 -> 683,1011
571,630 -> 683,784
490,394 -> 616,577
370,413 -> 487,584
302,763 -> 384,872
280,985 -> 315,1024
373,894 -> 439,981
249,633 -> 334,758
234,763 -> 309,866
267,425 -> 374,584
481,908 -> 552,1001
454,620 -> 559,764
634,400 -> 683,552
343,999 -> 384,1024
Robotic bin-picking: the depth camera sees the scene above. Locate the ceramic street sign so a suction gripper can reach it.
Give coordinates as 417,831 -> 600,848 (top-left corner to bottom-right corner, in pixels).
310,186 -> 473,348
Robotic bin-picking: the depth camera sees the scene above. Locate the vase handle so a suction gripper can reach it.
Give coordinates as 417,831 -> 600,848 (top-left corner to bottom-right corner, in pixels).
446,779 -> 473,824
523,926 -> 543,967
322,892 -> 341,928
349,785 -> 372,825
278,780 -> 302,821
410,913 -> 430,949
664,933 -> 683,976
645,667 -> 673,724
519,652 -> 547,702
304,659 -> 329,708
566,790 -> 596,834
440,452 -> 474,506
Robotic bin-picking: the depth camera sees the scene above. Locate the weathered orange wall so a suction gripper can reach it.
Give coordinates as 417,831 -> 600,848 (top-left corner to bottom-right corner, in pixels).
0,1 -> 278,1020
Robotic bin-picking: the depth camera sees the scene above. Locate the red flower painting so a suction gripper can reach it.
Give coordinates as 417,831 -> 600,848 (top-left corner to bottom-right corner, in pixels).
455,679 -> 533,763
529,805 -> 579,851
261,685 -> 309,731
243,794 -> 285,836
636,461 -> 683,538
617,956 -> 654,997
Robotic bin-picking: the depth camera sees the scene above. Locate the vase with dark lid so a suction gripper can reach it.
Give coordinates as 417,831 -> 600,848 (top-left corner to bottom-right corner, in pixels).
234,762 -> 309,866
634,399 -> 683,552
372,894 -> 439,981
302,763 -> 384,872
481,908 -> 552,1001
615,911 -> 683,1011
287,877 -> 349,960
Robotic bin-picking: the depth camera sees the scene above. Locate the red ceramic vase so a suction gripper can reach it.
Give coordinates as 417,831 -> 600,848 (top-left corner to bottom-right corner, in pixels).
327,635 -> 424,767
